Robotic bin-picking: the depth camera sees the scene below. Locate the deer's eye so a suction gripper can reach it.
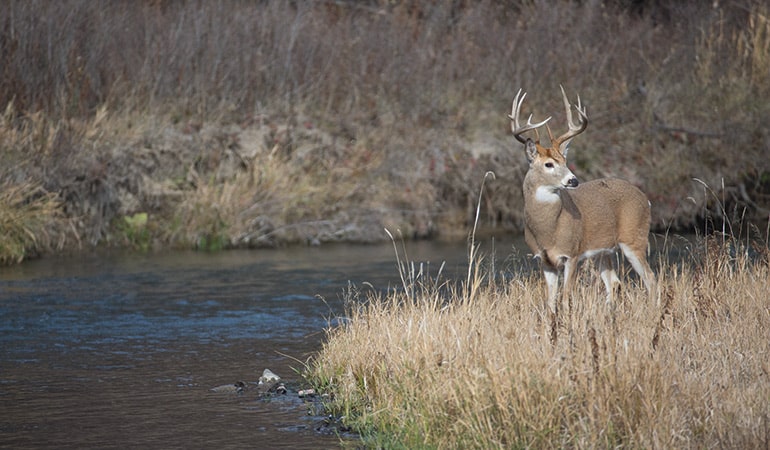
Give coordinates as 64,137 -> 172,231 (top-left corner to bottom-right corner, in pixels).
545,162 -> 554,168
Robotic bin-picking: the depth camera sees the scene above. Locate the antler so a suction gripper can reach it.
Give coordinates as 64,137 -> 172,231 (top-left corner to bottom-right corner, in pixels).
551,85 -> 588,153
509,89 -> 551,144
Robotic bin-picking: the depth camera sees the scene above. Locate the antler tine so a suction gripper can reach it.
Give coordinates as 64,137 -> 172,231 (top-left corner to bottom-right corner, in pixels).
509,89 -> 551,144
553,85 -> 588,152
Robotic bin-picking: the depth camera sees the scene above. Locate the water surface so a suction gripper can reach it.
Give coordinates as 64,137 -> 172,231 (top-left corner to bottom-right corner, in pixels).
1,239 -> 506,449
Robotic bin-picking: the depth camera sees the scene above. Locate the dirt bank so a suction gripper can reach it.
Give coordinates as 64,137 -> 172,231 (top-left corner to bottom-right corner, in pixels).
1,1 -> 768,263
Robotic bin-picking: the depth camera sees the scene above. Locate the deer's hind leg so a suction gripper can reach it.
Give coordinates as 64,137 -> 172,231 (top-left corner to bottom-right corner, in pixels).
619,243 -> 657,305
597,252 -> 621,304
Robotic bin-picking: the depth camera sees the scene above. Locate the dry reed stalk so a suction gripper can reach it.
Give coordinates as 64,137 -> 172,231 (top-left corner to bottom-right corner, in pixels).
3,2 -> 770,251
308,234 -> 770,448
0,182 -> 62,264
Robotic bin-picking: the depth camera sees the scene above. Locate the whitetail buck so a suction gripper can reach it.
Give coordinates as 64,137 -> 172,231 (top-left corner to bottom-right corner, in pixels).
509,87 -> 656,341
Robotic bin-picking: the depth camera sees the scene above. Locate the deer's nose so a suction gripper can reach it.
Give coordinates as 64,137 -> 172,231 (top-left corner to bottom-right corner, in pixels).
566,177 -> 579,188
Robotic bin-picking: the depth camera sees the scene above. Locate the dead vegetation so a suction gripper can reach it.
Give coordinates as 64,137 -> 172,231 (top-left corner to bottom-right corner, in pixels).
1,1 -> 769,262
307,231 -> 770,448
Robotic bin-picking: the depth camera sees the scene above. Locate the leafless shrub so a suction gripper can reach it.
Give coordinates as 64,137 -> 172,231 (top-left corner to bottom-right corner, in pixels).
1,0 -> 768,252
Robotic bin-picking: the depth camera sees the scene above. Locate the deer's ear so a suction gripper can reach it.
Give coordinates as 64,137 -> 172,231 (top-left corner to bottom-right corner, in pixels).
525,139 -> 538,163
562,142 -> 570,159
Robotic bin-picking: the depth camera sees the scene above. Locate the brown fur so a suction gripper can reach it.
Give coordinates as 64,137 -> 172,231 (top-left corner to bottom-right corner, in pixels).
512,89 -> 657,343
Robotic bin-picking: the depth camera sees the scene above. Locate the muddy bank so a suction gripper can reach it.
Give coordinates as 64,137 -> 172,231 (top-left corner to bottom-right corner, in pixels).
2,106 -> 769,264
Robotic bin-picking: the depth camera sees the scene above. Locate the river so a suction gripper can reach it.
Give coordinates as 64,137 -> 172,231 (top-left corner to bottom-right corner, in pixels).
1,238 -> 517,449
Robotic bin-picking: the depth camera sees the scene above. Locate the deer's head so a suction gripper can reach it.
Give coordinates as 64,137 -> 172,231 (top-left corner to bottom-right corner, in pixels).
510,86 -> 588,191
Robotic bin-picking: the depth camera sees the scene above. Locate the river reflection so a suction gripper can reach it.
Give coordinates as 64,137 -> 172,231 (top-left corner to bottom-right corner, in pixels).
0,238 -> 520,449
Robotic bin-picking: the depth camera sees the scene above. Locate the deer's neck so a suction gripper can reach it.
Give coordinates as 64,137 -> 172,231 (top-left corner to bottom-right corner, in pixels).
523,179 -> 581,247
524,184 -> 564,227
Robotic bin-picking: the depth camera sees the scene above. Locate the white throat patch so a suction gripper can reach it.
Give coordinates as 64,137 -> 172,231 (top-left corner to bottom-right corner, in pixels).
534,185 -> 560,203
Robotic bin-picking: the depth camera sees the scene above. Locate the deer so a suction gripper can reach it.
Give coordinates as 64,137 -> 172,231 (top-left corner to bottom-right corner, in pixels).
509,87 -> 656,342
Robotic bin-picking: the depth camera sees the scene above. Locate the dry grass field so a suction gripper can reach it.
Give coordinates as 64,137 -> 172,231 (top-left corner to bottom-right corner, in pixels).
307,232 -> 770,448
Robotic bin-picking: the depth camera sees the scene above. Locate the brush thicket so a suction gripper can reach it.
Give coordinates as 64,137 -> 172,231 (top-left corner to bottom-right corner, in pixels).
2,2 -> 769,257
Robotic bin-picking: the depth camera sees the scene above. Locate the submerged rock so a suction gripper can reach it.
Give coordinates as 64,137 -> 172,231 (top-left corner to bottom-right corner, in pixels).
210,381 -> 246,394
315,415 -> 353,436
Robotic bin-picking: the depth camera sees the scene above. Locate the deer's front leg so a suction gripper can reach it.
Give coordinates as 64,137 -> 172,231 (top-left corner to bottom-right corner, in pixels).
543,266 -> 560,344
562,257 -> 578,322
543,266 -> 560,315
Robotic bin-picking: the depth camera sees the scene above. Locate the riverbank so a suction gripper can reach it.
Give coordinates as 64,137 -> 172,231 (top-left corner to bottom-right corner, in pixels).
2,1 -> 769,264
306,234 -> 770,448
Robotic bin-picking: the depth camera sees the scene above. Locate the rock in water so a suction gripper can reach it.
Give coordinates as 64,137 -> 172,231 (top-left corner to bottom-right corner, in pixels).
258,369 -> 281,393
210,381 -> 246,394
298,388 -> 316,398
259,369 -> 281,384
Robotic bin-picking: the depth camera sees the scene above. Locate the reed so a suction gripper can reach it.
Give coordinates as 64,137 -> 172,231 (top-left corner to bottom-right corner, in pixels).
307,229 -> 770,448
1,1 -> 769,256
0,182 -> 63,264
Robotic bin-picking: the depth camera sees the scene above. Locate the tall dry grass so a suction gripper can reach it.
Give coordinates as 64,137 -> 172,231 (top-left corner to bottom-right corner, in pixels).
307,232 -> 770,448
0,182 -> 63,264
0,103 -> 72,263
1,1 -> 769,259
